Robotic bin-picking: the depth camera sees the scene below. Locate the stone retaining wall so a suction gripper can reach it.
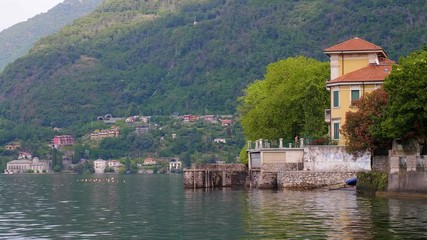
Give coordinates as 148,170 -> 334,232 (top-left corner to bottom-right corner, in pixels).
261,163 -> 302,172
249,170 -> 277,189
191,163 -> 247,172
277,171 -> 357,189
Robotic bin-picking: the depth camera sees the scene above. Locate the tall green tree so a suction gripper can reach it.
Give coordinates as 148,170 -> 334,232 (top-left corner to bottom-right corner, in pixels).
51,148 -> 63,172
381,48 -> 427,142
238,56 -> 329,141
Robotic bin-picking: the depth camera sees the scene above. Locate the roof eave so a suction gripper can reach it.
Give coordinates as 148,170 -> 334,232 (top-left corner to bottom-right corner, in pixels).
326,80 -> 384,88
324,49 -> 387,58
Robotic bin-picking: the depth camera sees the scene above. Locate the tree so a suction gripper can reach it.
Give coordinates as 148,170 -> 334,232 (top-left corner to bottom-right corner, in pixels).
51,148 -> 63,172
341,89 -> 391,154
381,48 -> 427,143
238,56 -> 329,141
53,165 -> 61,172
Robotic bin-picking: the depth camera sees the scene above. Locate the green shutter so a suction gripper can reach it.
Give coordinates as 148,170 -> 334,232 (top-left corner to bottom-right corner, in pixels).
351,90 -> 360,102
334,122 -> 340,140
333,91 -> 339,107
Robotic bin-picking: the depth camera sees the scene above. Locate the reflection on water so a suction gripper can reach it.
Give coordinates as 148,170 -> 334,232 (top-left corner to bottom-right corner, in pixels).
245,189 -> 427,239
0,175 -> 426,239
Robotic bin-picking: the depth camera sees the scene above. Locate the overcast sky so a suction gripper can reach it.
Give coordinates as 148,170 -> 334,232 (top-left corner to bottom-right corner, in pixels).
0,0 -> 64,31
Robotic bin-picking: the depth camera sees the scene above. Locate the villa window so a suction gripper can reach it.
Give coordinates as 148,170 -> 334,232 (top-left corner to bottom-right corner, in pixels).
351,89 -> 360,103
333,122 -> 340,140
333,90 -> 339,108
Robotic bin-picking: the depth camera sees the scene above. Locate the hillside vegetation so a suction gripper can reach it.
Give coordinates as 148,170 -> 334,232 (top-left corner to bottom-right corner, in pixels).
0,0 -> 103,72
0,0 -> 426,127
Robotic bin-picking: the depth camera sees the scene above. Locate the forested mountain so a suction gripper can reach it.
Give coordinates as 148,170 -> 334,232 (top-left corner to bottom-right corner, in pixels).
0,0 -> 425,127
0,0 -> 103,72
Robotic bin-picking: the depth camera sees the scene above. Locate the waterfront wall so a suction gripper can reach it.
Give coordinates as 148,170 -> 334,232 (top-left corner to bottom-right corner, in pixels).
303,145 -> 371,172
249,170 -> 278,189
183,164 -> 247,188
388,171 -> 427,193
277,172 -> 357,189
388,155 -> 427,193
372,155 -> 389,172
246,144 -> 370,189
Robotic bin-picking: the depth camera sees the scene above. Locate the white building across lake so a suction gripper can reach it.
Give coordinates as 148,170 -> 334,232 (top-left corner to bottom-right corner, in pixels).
5,157 -> 50,174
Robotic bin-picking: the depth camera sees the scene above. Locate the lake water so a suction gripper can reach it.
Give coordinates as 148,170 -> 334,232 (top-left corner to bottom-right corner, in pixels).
0,174 -> 426,239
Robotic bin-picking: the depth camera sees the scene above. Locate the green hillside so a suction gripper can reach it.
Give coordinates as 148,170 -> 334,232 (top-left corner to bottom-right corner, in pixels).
0,0 -> 103,72
0,0 -> 426,127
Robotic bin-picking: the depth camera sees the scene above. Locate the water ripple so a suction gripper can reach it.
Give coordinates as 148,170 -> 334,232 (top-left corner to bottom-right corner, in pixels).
0,175 -> 426,239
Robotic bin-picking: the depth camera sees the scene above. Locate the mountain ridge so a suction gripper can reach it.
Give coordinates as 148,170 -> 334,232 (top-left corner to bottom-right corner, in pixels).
0,0 -> 104,72
0,0 -> 425,127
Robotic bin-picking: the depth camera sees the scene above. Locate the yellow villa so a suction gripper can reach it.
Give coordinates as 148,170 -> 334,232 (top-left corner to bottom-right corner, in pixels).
324,37 -> 394,145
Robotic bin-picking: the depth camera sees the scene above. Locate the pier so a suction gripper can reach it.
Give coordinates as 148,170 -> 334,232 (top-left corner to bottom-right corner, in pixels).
183,164 -> 247,188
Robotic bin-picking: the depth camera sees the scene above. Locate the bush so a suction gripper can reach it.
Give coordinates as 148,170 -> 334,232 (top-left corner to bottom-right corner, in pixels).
357,172 -> 388,194
53,165 -> 62,172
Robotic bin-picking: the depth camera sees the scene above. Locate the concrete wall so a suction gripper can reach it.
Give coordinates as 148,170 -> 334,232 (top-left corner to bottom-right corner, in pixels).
260,149 -> 303,164
248,148 -> 304,171
388,155 -> 427,193
303,145 -> 371,172
372,155 -> 389,172
278,172 -> 357,189
388,171 -> 427,193
262,152 -> 286,163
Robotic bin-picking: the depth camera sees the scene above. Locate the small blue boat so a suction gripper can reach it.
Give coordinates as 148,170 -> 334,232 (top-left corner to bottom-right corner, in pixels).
345,177 -> 357,186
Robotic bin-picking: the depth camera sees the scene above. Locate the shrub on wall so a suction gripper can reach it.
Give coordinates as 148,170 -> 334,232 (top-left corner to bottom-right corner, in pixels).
357,172 -> 388,194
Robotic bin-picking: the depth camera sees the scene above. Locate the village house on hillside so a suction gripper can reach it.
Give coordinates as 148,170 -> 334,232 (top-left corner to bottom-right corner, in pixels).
183,114 -> 199,123
94,159 -> 123,173
324,37 -> 394,146
125,115 -> 150,124
90,126 -> 120,140
18,151 -> 32,160
169,159 -> 182,173
4,143 -> 21,151
143,158 -> 157,165
214,138 -> 227,143
220,119 -> 232,127
52,135 -> 75,148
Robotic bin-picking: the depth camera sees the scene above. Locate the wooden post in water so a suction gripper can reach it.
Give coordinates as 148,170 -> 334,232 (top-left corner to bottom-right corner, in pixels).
222,171 -> 226,187
209,171 -> 215,188
210,170 -> 212,188
205,170 -> 208,188
193,171 -> 196,189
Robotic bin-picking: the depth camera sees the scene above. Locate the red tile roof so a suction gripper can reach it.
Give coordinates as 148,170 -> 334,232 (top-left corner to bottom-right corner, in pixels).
324,37 -> 388,58
327,61 -> 394,85
324,37 -> 383,52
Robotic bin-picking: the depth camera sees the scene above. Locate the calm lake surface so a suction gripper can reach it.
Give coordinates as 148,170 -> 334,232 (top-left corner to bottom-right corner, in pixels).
0,174 -> 426,239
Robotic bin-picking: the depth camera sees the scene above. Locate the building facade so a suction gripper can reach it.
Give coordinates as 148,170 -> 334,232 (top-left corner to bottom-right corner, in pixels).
324,37 -> 394,145
169,159 -> 182,172
5,157 -> 50,174
52,135 -> 75,148
94,159 -> 107,173
94,159 -> 123,173
90,126 -> 120,140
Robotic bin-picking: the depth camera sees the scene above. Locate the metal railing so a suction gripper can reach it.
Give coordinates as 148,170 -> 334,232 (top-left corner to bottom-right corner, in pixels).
247,136 -> 338,150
